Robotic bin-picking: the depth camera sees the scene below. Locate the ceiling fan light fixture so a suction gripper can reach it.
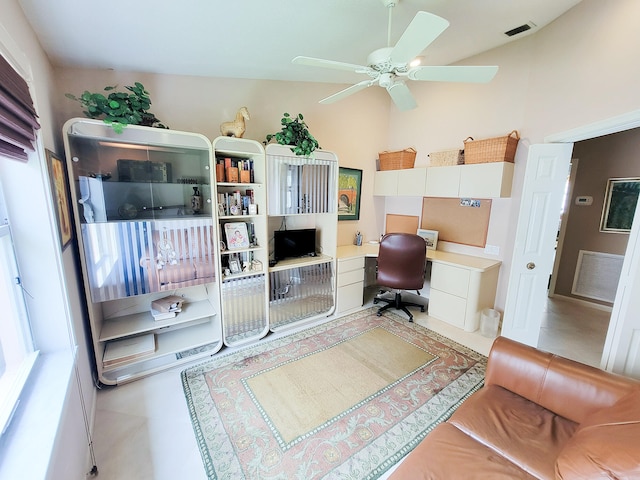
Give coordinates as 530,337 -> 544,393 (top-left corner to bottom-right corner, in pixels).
409,56 -> 423,67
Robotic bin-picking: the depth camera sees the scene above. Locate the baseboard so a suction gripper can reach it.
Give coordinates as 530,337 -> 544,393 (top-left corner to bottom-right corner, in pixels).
550,294 -> 613,313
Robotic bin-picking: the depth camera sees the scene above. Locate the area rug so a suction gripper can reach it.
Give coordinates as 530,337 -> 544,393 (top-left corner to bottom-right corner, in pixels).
181,307 -> 487,480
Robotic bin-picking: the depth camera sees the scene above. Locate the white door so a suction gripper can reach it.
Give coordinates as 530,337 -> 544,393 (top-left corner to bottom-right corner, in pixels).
502,143 -> 573,346
602,195 -> 640,378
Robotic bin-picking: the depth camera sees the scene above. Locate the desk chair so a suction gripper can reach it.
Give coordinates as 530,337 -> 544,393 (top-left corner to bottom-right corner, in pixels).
374,233 -> 426,322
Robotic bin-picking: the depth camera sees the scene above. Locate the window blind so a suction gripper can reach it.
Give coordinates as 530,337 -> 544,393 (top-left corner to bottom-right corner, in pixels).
0,54 -> 40,162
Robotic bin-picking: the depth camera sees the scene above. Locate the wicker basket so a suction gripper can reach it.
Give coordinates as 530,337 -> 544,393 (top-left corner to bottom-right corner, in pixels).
429,149 -> 464,167
379,147 -> 417,170
464,130 -> 520,164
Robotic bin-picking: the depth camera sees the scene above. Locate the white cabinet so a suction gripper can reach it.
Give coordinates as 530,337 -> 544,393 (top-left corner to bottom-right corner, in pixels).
336,257 -> 365,314
63,118 -> 223,385
212,137 -> 269,348
373,170 -> 398,196
424,166 -> 461,197
424,163 -> 514,198
374,169 -> 427,196
459,162 -> 514,198
428,258 -> 501,332
265,144 -> 338,331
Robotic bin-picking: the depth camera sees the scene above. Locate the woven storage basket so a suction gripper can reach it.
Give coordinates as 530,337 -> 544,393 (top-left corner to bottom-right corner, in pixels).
464,130 -> 520,164
429,149 -> 464,167
379,148 -> 416,170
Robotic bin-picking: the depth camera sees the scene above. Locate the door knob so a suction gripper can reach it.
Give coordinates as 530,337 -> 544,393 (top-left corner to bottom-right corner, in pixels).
526,262 -> 536,270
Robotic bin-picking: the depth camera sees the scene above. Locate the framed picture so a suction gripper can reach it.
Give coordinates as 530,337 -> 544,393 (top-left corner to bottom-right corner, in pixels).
417,228 -> 439,250
338,167 -> 362,221
224,222 -> 250,249
46,149 -> 73,250
600,177 -> 640,233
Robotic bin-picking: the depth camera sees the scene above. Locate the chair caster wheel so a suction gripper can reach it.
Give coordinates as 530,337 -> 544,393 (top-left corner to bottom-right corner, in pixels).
376,312 -> 382,317
420,306 -> 425,312
408,317 -> 414,323
373,298 -> 379,304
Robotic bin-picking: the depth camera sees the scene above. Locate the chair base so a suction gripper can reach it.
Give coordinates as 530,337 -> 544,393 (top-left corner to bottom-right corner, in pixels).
373,291 -> 425,322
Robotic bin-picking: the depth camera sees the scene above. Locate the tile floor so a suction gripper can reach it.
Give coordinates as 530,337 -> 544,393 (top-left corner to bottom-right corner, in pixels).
90,295 -> 609,479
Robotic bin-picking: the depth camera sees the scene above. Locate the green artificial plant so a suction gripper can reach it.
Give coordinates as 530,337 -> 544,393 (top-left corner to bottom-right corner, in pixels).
65,82 -> 167,133
265,113 -> 319,156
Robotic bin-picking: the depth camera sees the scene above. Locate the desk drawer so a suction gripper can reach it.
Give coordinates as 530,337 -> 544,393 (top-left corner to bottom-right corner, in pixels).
431,263 -> 470,298
338,256 -> 365,273
337,269 -> 365,287
336,281 -> 364,313
428,289 -> 466,328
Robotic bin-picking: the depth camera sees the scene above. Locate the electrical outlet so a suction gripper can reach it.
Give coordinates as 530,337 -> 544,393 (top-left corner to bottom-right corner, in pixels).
484,244 -> 500,255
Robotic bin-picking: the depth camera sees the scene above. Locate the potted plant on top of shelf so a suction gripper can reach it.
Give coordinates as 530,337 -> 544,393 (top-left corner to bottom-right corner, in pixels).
264,112 -> 319,156
65,82 -> 168,134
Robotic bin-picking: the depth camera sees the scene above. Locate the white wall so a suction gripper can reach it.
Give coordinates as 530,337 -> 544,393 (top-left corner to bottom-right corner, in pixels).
0,1 -> 94,478
386,0 -> 640,310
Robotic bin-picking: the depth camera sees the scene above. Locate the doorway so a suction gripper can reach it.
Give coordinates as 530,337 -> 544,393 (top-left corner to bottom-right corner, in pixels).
544,129 -> 640,366
543,110 -> 640,376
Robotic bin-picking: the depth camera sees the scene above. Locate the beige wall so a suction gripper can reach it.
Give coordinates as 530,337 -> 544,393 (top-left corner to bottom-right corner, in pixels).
54,69 -> 391,246
554,128 -> 640,303
51,0 -> 640,311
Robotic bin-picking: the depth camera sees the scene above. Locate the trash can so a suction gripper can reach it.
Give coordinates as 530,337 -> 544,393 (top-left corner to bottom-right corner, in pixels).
480,308 -> 500,337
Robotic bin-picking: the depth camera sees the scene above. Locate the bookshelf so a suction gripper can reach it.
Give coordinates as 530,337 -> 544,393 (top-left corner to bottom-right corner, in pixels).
212,137 -> 270,347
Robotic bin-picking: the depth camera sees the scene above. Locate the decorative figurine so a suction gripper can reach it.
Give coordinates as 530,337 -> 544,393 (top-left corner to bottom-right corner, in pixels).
220,107 -> 250,138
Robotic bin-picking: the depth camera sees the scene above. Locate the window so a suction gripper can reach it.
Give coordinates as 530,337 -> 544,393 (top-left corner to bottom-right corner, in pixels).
0,219 -> 37,435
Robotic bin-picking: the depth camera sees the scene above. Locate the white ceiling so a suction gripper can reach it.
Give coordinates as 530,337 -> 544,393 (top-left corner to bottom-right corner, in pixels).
19,0 -> 582,85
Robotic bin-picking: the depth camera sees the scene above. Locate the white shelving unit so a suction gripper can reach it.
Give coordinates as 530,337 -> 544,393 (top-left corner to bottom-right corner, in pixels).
265,144 -> 339,331
212,137 -> 270,347
63,118 -> 223,385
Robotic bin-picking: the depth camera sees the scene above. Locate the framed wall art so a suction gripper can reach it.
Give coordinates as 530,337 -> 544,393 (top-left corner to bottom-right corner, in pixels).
600,177 -> 640,233
46,149 -> 73,249
417,228 -> 439,250
338,167 -> 362,221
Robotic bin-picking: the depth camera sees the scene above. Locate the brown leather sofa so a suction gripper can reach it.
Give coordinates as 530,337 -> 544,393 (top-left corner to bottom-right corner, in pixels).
390,336 -> 640,479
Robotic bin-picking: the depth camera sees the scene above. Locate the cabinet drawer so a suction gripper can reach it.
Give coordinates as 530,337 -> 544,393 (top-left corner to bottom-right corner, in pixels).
428,289 -> 466,328
431,262 -> 470,298
337,269 -> 365,287
336,281 -> 364,313
338,256 -> 365,273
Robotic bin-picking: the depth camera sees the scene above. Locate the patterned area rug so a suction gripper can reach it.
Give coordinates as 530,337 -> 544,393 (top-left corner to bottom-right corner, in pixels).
182,308 -> 487,480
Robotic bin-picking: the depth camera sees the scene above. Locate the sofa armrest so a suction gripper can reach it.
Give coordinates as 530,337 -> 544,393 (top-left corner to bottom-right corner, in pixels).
485,337 -> 639,423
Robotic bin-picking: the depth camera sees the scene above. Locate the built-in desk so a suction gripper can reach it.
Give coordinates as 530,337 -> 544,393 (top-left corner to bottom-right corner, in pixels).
336,244 -> 501,332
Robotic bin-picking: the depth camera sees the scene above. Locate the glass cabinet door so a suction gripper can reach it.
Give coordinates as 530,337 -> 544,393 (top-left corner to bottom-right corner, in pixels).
67,133 -> 212,223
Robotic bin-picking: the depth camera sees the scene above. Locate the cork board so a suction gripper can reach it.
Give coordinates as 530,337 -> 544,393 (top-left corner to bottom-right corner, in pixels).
385,214 -> 420,234
421,198 -> 492,247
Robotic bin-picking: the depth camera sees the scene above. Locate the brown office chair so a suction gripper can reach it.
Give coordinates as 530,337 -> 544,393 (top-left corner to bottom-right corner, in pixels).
374,233 -> 426,322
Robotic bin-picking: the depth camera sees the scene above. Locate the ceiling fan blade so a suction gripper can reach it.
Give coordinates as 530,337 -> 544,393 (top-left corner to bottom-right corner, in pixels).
387,82 -> 417,111
408,65 -> 499,83
319,80 -> 374,104
390,12 -> 449,65
292,56 -> 370,73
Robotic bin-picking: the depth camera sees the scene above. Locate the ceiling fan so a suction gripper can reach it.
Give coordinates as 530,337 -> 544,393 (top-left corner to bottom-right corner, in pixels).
292,0 -> 498,111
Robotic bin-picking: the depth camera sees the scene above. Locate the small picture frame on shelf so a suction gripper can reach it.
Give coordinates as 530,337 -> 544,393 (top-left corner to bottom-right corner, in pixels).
224,222 -> 250,250
228,254 -> 242,274
417,229 -> 439,250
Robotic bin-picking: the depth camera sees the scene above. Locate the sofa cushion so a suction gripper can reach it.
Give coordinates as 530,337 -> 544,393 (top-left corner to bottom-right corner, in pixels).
555,388 -> 640,479
448,385 -> 578,480
389,423 -> 537,480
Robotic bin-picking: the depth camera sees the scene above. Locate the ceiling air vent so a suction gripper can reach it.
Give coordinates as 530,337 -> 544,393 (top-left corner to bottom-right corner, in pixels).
504,22 -> 536,37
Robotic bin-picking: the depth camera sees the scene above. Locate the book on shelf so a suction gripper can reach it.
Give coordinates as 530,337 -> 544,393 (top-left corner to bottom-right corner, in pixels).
103,333 -> 156,368
151,294 -> 184,313
150,308 -> 180,321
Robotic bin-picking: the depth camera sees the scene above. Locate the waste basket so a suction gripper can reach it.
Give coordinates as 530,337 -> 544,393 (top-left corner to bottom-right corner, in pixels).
480,308 -> 500,337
